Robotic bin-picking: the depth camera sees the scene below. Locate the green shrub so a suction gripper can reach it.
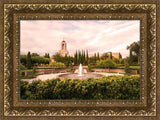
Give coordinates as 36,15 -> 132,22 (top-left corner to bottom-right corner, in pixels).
125,59 -> 131,73
88,64 -> 94,72
96,59 -> 116,69
20,64 -> 27,70
32,67 -> 37,75
21,71 -> 25,76
20,75 -> 140,100
20,81 -> 30,99
49,61 -> 65,68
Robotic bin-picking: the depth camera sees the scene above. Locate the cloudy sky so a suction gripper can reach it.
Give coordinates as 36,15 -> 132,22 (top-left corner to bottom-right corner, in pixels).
20,20 -> 140,58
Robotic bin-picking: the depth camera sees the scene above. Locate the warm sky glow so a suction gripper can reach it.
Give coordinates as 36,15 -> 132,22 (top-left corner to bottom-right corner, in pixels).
20,20 -> 140,58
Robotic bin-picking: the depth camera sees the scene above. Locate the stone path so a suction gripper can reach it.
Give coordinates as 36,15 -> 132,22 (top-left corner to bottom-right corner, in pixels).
21,73 -> 67,83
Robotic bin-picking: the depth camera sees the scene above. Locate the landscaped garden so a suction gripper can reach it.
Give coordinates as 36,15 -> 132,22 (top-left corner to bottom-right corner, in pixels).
20,41 -> 140,100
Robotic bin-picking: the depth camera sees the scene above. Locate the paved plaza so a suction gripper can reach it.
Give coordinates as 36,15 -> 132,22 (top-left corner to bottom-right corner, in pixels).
21,72 -> 123,83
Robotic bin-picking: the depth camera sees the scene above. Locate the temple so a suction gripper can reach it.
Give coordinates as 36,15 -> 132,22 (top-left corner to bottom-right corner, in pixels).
58,40 -> 121,59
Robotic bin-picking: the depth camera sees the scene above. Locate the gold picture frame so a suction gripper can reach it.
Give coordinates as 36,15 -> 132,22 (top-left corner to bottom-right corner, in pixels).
0,0 -> 159,119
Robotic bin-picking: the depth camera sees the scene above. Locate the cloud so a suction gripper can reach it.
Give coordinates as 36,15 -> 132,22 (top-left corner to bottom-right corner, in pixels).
20,20 -> 140,58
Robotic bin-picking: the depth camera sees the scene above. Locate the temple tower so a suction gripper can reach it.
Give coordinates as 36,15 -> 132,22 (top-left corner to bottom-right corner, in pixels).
59,40 -> 69,56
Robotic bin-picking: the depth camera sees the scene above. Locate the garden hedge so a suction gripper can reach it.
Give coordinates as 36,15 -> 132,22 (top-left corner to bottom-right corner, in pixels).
20,75 -> 140,100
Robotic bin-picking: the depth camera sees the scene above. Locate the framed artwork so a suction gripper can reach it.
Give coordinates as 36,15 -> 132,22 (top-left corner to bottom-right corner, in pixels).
20,20 -> 140,100
0,0 -> 160,119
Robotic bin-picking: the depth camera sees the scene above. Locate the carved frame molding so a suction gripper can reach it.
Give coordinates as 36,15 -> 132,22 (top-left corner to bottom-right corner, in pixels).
1,3 -> 157,118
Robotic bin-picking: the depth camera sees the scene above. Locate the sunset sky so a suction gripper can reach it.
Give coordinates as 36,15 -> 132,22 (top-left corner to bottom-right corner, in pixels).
20,20 -> 140,58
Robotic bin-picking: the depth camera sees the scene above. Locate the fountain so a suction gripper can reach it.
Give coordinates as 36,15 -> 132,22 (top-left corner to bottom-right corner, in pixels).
78,63 -> 83,76
58,64 -> 103,80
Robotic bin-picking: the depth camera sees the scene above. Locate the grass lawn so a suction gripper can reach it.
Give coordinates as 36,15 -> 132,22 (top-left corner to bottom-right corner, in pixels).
130,66 -> 140,69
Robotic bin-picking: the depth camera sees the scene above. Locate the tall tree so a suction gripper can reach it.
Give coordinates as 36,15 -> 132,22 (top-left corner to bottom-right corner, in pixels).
44,53 -> 50,58
101,53 -> 109,60
44,53 -> 47,58
82,50 -> 85,64
110,52 -> 112,59
31,53 -> 40,57
127,41 -> 140,63
129,50 -> 134,65
20,55 -> 27,66
78,50 -> 81,64
94,53 -> 97,63
125,58 -> 130,73
26,51 -> 32,69
86,50 -> 89,64
97,52 -> 100,61
48,53 -> 50,58
81,50 -> 84,64
119,53 -> 122,59
74,50 -> 78,65
83,50 -> 86,64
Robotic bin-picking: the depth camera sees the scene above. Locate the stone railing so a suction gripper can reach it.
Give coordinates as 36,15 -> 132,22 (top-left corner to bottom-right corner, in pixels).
24,69 -> 70,76
92,68 -> 138,74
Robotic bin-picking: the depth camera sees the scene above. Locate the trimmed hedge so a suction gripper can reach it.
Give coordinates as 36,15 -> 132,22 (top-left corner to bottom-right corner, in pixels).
20,75 -> 140,100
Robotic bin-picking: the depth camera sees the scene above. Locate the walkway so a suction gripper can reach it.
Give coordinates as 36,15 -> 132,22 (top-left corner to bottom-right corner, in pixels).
21,72 -> 123,83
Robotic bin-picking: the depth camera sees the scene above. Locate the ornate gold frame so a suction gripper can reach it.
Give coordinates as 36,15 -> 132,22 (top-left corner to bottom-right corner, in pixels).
0,0 -> 160,119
